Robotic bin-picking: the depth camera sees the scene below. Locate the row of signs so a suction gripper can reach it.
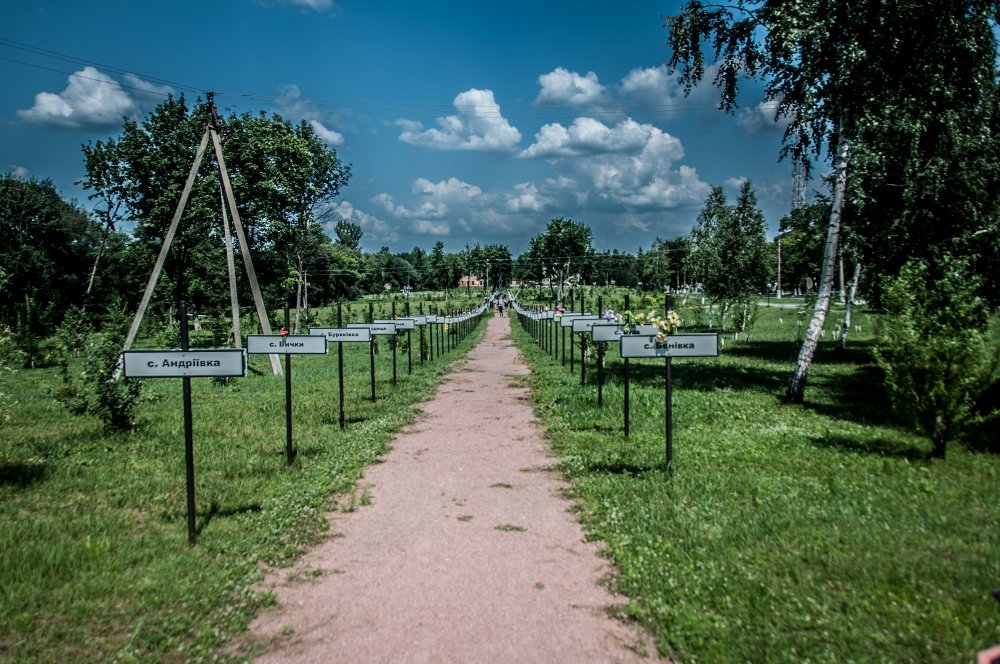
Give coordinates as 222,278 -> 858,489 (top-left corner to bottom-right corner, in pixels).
514,308 -> 719,359
121,310 -> 486,378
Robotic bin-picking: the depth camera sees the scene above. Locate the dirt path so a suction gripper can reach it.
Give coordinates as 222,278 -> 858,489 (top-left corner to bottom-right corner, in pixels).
242,314 -> 659,663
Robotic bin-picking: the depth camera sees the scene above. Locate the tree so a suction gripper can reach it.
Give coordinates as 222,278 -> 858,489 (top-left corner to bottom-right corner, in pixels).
522,218 -> 595,299
82,97 -> 351,320
775,201 -> 829,296
424,241 -> 449,292
687,183 -> 768,330
873,254 -> 997,458
0,176 -> 106,333
687,186 -> 728,300
463,243 -> 513,293
666,0 -> 1000,402
334,220 -> 363,251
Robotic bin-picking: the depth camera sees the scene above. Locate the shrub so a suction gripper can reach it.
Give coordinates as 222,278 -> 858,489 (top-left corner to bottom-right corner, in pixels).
873,254 -> 998,458
54,307 -> 143,432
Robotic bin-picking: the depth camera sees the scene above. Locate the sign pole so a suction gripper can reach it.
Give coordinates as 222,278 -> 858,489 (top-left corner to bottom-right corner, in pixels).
419,302 -> 425,366
284,301 -> 294,464
623,357 -> 630,439
597,296 -> 604,406
665,357 -> 673,470
337,302 -> 345,429
179,301 -> 197,546
391,302 -> 398,385
369,303 -> 376,402
406,301 -> 412,375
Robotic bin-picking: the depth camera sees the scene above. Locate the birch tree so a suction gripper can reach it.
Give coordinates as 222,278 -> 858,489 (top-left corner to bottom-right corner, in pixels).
665,0 -> 1000,402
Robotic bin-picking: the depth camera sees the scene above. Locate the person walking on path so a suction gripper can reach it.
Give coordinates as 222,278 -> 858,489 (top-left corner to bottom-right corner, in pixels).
241,313 -> 657,663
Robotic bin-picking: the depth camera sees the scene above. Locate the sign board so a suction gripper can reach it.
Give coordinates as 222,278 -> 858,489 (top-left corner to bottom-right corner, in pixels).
570,316 -> 601,333
619,333 -> 719,359
247,335 -> 327,355
310,327 -> 372,343
559,312 -> 593,328
122,349 -> 247,378
591,323 -> 625,343
376,318 -> 414,331
348,322 -> 398,336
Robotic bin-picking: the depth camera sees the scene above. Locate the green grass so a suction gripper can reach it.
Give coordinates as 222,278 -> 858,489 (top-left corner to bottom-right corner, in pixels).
512,299 -> 1000,663
0,302 -> 486,663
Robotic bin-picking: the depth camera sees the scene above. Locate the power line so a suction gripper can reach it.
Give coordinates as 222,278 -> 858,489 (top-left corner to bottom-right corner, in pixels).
1,35 -> 742,124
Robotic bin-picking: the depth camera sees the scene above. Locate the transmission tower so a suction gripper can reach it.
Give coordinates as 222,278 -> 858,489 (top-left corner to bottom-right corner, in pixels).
791,159 -> 807,211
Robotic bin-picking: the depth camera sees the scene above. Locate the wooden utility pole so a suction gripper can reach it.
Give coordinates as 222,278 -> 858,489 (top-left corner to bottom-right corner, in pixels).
119,93 -> 281,376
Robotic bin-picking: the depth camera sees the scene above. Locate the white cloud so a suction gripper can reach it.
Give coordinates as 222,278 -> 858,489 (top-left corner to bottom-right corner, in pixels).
7,165 -> 30,179
535,67 -> 607,106
505,182 -> 548,213
273,0 -> 338,11
620,65 -> 679,107
330,200 -> 398,244
17,66 -> 138,129
519,117 -> 653,159
378,177 -> 484,220
737,99 -> 787,133
411,220 -> 450,236
309,119 -> 345,146
122,74 -> 175,104
276,85 -> 347,146
526,122 -> 709,212
397,88 -> 521,152
619,63 -> 738,125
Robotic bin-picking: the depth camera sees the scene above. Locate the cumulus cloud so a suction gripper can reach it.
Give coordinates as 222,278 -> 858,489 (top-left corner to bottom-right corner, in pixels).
737,99 -> 787,133
523,119 -> 708,212
276,85 -> 346,146
377,177 -> 485,220
519,117 -> 654,159
309,119 -> 345,146
505,182 -> 548,213
330,200 -> 398,244
535,67 -> 607,106
7,165 -> 30,179
411,220 -> 450,236
17,66 -> 144,129
397,89 -> 521,152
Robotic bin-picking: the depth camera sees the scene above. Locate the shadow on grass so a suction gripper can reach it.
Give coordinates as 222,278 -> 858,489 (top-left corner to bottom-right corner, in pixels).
196,501 -> 263,536
0,461 -> 48,487
809,434 -> 931,460
580,460 -> 666,477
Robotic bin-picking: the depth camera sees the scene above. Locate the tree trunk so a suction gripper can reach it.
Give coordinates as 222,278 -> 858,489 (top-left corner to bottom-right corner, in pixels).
84,224 -> 112,311
838,262 -> 862,350
786,135 -> 849,403
837,254 -> 846,305
294,253 -> 304,334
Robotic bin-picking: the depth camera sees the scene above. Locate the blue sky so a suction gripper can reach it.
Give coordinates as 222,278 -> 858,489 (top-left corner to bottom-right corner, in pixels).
3,0 -> 800,255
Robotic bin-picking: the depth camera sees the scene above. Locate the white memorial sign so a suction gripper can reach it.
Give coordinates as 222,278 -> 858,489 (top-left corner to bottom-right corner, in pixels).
310,327 -> 372,342
122,349 -> 247,378
348,322 -> 397,336
247,335 -> 327,354
619,333 -> 719,358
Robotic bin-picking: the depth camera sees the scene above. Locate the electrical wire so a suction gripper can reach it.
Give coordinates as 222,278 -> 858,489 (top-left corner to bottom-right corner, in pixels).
1,35 -> 740,123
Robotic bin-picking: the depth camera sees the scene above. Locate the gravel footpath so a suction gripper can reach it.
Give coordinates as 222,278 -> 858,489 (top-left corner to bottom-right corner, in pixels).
240,313 -> 660,663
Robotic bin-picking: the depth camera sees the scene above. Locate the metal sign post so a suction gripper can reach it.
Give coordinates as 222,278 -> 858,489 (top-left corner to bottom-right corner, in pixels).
121,301 -> 248,545
247,308 -> 328,465
619,333 -> 719,469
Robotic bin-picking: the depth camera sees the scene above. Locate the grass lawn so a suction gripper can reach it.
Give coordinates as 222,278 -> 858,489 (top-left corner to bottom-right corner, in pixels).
512,296 -> 1000,663
0,298 -> 485,662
